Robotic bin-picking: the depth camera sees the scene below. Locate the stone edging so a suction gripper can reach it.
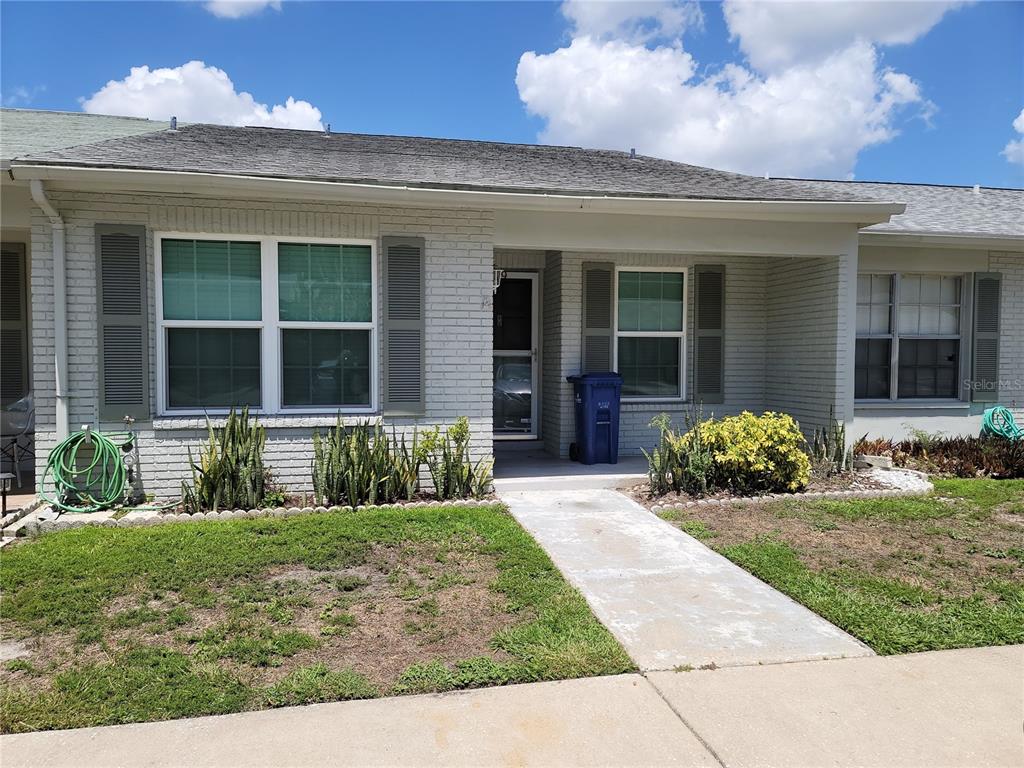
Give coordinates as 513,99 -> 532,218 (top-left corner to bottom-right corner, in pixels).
649,472 -> 934,514
17,499 -> 503,538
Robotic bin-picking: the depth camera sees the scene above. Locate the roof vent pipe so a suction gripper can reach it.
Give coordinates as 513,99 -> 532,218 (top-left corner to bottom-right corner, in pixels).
169,116 -> 178,131
973,184 -> 980,194
629,148 -> 636,159
325,123 -> 331,136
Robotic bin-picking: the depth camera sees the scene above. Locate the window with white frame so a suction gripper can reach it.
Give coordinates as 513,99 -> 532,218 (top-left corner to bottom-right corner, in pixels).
615,270 -> 685,399
158,236 -> 376,414
855,273 -> 963,401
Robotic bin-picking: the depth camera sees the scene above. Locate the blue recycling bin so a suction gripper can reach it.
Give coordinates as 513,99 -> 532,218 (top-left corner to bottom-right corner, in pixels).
566,372 -> 623,465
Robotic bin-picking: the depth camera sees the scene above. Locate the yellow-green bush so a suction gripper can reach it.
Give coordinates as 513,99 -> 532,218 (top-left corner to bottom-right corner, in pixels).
679,411 -> 810,494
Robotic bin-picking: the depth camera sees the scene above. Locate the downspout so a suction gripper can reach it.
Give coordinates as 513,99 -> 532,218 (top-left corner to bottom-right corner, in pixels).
29,180 -> 70,440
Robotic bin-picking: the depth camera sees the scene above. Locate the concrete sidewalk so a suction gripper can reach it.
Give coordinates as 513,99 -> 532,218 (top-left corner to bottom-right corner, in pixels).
501,488 -> 871,670
3,646 -> 1021,767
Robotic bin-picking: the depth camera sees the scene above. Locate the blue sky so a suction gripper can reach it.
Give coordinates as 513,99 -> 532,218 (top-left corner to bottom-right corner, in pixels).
2,0 -> 1022,187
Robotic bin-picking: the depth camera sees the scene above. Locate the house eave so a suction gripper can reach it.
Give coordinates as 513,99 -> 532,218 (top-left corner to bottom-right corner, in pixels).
9,163 -> 905,225
859,230 -> 1024,251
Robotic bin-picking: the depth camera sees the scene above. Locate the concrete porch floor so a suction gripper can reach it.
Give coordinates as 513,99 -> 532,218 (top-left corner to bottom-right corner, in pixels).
492,444 -> 648,492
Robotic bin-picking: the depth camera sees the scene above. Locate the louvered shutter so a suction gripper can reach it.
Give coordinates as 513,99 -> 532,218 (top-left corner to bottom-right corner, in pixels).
582,262 -> 614,372
693,265 -> 725,404
382,236 -> 425,415
0,243 -> 28,407
971,272 -> 1001,403
96,224 -> 150,422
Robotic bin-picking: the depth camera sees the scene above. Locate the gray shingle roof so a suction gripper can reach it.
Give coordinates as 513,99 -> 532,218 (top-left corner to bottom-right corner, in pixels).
0,109 -> 167,163
11,122 -> 877,203
792,179 -> 1024,239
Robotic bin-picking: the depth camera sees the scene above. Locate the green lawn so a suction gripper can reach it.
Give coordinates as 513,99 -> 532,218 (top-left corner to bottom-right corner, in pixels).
0,505 -> 632,733
660,478 -> 1024,655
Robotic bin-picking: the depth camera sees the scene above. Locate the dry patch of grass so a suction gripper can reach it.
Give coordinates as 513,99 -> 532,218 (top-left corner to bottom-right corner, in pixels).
0,505 -> 632,732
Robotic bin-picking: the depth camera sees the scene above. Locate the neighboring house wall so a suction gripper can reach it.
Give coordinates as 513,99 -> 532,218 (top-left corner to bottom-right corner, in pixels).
851,246 -> 1024,440
30,191 -> 494,498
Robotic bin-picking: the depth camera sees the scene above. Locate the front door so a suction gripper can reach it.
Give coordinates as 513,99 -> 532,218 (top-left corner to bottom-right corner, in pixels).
493,272 -> 537,439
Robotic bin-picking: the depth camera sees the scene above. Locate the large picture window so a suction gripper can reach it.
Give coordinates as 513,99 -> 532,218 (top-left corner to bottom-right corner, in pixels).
614,270 -> 686,399
855,273 -> 963,401
157,235 -> 376,414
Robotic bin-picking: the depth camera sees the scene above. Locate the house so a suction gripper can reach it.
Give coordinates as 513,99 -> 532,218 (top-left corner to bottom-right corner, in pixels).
1,109 -> 1021,498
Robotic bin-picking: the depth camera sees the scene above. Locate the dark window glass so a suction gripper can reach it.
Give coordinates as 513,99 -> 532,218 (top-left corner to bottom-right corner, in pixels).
281,329 -> 371,407
855,338 -> 891,399
897,339 -> 958,398
167,328 -> 261,408
493,277 -> 533,351
618,337 -> 680,397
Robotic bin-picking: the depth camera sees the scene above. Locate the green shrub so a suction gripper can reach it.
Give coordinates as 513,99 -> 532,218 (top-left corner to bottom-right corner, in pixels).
693,411 -> 811,494
419,417 -> 493,500
181,407 -> 270,514
311,420 -> 419,507
644,410 -> 811,497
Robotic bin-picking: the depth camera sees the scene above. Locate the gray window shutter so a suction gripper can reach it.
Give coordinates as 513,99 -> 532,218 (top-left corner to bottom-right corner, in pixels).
382,236 -> 425,415
0,243 -> 29,407
582,262 -> 613,372
694,265 -> 725,404
971,272 -> 1001,403
96,224 -> 150,422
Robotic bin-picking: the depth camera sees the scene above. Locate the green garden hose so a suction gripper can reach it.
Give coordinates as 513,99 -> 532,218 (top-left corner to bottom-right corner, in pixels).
981,406 -> 1023,441
39,429 -> 133,513
40,428 -> 180,514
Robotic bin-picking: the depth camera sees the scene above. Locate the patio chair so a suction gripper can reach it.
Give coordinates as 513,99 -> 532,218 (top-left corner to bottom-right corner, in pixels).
1,393 -> 35,488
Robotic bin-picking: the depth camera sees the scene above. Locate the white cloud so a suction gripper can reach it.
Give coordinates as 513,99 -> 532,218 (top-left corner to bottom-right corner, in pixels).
562,0 -> 703,43
516,1 -> 956,178
81,61 -> 323,130
1002,108 -> 1024,166
723,1 -> 964,72
203,0 -> 281,19
2,85 -> 46,107
519,37 -> 926,177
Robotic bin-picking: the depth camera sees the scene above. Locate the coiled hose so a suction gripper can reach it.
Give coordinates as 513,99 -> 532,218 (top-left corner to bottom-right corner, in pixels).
981,406 -> 1023,441
39,429 -> 132,513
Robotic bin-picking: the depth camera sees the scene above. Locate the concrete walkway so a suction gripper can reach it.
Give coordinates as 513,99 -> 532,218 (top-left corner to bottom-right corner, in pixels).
3,646 -> 1020,767
501,487 -> 872,670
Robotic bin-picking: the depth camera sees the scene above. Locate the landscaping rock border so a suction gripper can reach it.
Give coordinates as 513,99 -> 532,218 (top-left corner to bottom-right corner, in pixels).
649,468 -> 933,515
14,498 -> 505,539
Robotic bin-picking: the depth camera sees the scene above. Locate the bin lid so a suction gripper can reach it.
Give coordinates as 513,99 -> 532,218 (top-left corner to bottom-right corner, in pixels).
566,372 -> 623,383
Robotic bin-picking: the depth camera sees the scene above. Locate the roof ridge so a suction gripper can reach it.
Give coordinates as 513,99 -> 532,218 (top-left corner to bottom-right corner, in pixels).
785,177 -> 1024,193
0,107 -> 167,125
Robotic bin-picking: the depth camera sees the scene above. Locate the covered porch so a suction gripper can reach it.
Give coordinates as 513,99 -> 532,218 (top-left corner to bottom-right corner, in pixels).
490,243 -> 856,470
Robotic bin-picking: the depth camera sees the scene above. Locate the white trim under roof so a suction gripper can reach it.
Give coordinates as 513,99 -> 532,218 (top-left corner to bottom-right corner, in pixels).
9,163 -> 906,225
859,230 -> 1024,251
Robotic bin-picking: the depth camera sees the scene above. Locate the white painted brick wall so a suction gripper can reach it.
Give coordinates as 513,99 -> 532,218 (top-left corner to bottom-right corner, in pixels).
992,252 -> 1024,421
31,191 -> 494,499
544,252 -> 780,457
764,255 -> 848,436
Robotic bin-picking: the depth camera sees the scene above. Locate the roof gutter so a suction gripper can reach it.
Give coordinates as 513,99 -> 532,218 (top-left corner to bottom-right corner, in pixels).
10,164 -> 906,225
28,179 -> 70,441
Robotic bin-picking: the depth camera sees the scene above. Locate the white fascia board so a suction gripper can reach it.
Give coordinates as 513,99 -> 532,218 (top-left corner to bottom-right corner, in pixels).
10,163 -> 906,225
859,230 -> 1024,252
